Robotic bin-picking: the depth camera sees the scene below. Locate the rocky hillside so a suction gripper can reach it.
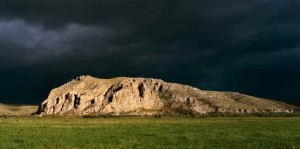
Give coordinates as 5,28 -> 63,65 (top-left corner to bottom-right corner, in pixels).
38,76 -> 299,116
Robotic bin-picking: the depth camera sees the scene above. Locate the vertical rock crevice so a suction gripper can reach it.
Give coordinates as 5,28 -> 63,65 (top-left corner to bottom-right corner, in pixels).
91,99 -> 95,105
108,95 -> 113,103
74,94 -> 80,109
56,98 -> 60,104
138,83 -> 145,98
65,93 -> 72,102
159,85 -> 163,93
104,84 -> 124,103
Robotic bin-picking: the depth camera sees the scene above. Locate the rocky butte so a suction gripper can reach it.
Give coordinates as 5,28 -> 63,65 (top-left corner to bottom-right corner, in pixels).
38,75 -> 299,116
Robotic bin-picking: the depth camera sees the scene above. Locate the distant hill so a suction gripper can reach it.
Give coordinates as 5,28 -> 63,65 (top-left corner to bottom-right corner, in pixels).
38,75 -> 299,116
0,103 -> 38,116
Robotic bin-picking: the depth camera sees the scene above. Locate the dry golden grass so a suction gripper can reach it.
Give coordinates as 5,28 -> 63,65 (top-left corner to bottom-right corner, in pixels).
0,103 -> 37,116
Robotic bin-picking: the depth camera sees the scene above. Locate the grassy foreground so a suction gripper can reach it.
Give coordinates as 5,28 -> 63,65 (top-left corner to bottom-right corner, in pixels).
0,117 -> 299,149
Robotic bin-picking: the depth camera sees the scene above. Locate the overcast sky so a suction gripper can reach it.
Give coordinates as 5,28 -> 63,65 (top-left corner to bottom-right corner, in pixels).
0,0 -> 300,104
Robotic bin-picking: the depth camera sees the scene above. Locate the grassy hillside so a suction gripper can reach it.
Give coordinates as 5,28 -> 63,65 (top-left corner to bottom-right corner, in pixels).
0,117 -> 299,148
0,103 -> 38,116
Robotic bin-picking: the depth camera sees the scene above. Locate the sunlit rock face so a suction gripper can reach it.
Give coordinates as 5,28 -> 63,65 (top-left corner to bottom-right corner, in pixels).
38,76 -> 299,116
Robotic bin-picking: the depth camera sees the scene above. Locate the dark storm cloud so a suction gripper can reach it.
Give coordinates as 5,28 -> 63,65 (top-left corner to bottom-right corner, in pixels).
0,0 -> 300,104
0,19 -> 117,65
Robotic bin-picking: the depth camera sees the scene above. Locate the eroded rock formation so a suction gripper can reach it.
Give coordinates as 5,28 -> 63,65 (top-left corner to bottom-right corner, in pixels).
38,75 -> 299,116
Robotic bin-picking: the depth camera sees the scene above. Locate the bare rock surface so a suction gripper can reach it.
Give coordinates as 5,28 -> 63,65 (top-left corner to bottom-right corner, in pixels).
38,75 -> 299,116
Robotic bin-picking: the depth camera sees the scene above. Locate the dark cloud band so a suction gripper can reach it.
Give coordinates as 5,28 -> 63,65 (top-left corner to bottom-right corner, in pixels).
0,0 -> 299,104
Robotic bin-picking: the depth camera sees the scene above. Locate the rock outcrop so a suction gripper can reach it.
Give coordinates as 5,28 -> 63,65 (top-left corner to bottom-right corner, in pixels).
38,75 -> 299,116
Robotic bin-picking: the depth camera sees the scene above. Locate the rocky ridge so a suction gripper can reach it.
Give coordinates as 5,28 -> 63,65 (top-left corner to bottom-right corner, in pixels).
38,75 -> 299,116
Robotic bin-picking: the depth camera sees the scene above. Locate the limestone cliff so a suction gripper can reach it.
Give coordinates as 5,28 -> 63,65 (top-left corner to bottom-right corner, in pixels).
38,75 -> 299,116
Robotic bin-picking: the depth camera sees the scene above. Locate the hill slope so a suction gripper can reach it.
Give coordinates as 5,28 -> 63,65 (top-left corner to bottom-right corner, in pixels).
0,103 -> 38,116
38,75 -> 299,116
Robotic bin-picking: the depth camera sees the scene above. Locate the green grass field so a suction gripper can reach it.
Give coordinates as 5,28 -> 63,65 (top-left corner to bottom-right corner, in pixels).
0,117 -> 299,149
